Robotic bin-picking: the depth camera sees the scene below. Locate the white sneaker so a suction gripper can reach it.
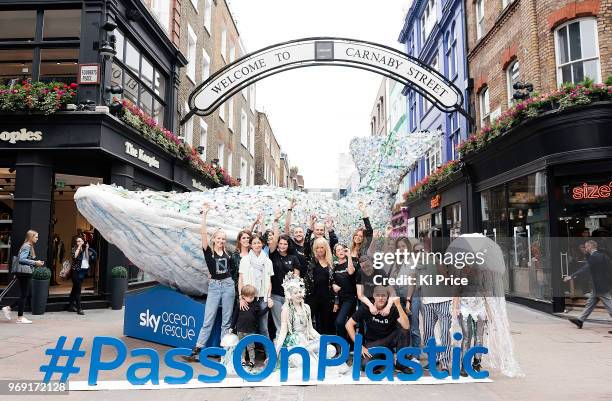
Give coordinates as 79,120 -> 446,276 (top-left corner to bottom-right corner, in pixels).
16,317 -> 32,324
2,306 -> 11,320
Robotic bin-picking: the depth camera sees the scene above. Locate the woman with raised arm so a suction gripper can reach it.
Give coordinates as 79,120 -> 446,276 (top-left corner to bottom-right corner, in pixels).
185,202 -> 236,362
332,243 -> 357,340
238,232 -> 275,341
350,201 -> 374,269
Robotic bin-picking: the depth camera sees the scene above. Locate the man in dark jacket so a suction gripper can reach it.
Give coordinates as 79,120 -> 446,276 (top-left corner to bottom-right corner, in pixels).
564,240 -> 612,329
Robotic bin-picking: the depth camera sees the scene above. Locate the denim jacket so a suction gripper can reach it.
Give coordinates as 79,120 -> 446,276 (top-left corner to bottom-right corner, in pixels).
18,244 -> 37,266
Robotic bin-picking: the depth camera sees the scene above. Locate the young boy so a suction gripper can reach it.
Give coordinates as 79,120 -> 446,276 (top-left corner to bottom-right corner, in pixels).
230,284 -> 268,368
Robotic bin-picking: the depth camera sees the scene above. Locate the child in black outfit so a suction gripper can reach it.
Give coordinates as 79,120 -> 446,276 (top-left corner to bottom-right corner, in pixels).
230,284 -> 268,368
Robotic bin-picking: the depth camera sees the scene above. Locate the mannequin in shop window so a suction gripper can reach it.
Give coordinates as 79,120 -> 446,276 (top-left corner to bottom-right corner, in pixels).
51,234 -> 64,286
65,236 -> 96,315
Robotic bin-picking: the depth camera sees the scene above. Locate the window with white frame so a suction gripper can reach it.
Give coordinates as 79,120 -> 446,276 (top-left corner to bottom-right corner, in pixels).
227,152 -> 232,175
187,25 -> 197,83
445,23 -> 457,78
199,119 -> 207,157
150,0 -> 171,32
219,101 -> 225,121
203,0 -> 212,33
240,110 -> 248,147
480,86 -> 490,126
555,18 -> 600,85
228,98 -> 234,131
449,113 -> 460,160
249,86 -> 255,112
249,166 -> 254,185
183,102 -> 193,144
425,134 -> 442,176
506,60 -> 520,106
220,27 -> 227,61
240,158 -> 248,186
201,49 -> 210,82
190,0 -> 198,12
249,122 -> 255,155
423,55 -> 438,115
229,44 -> 235,63
476,0 -> 484,40
420,0 -> 436,45
217,143 -> 224,168
264,160 -> 269,183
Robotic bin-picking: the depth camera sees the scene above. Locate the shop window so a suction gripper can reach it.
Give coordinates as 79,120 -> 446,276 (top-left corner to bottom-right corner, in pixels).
555,18 -> 600,85
506,60 -> 520,106
0,10 -> 36,40
0,49 -> 33,86
43,9 -> 81,40
445,203 -> 462,239
113,29 -> 167,124
0,8 -> 80,85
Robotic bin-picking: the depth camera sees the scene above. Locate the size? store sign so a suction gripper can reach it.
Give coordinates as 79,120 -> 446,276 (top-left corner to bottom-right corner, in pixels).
571,182 -> 612,200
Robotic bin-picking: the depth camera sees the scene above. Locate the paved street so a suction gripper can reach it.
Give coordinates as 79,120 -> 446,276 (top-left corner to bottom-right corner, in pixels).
1,302 -> 610,400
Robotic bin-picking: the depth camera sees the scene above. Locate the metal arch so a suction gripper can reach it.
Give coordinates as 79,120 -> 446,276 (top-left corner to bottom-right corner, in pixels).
181,36 -> 471,125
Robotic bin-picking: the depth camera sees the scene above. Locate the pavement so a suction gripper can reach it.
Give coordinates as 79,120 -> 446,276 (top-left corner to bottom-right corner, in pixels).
0,303 -> 611,401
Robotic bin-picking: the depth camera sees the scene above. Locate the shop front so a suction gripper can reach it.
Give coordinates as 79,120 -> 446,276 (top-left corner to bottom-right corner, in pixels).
466,102 -> 612,313
0,112 -> 215,309
405,175 -> 470,252
0,0 -> 210,309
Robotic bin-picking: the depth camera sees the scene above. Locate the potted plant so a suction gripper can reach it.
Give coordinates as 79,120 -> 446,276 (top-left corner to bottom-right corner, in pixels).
110,266 -> 128,310
31,266 -> 51,315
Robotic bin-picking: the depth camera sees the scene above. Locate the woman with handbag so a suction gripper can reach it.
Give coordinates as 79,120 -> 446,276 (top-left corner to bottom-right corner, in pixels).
2,230 -> 45,324
65,236 -> 96,315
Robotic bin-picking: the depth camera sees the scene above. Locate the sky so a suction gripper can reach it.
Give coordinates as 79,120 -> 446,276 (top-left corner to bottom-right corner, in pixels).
228,0 -> 410,188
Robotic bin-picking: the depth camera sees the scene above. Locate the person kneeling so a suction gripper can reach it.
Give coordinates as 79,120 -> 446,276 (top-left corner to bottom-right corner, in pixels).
346,285 -> 412,375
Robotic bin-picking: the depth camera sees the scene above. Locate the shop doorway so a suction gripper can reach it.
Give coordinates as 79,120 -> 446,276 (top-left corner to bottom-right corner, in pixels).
50,173 -> 103,296
0,168 -> 15,285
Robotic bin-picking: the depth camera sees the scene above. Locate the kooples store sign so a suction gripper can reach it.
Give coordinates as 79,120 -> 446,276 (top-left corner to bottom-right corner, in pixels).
0,128 -> 43,144
125,141 -> 160,169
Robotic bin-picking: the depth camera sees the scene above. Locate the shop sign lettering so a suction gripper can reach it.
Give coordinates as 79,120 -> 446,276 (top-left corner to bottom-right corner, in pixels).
572,182 -> 612,200
0,128 -> 43,144
124,141 -> 160,169
431,194 -> 441,209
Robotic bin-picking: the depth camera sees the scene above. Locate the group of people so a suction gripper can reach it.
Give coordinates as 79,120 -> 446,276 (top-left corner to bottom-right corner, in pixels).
182,199 -> 487,377
1,230 -> 97,322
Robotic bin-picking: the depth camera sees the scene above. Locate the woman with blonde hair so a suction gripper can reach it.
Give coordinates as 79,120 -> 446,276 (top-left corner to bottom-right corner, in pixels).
2,230 -> 45,324
305,237 -> 335,334
185,203 -> 236,362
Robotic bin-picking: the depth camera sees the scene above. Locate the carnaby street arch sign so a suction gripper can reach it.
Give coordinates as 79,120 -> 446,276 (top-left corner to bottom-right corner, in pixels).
182,37 -> 469,124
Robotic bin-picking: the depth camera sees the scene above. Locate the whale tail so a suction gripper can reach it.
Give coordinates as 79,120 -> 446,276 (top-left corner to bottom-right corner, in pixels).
350,130 -> 441,194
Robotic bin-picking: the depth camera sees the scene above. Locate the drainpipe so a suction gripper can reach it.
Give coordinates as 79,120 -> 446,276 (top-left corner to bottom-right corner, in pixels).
527,0 -> 542,90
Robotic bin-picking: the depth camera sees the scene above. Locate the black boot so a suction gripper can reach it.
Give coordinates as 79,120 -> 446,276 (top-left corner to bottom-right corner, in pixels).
472,358 -> 482,372
182,347 -> 202,363
64,303 -> 77,312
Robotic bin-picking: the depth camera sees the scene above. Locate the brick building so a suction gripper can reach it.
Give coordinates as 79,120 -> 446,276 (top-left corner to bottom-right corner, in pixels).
176,0 -> 257,185
370,77 -> 388,136
466,0 -> 610,129
254,111 -> 282,186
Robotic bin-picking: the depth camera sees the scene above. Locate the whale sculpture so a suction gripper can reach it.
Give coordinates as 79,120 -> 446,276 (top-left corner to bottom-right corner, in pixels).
74,130 -> 440,296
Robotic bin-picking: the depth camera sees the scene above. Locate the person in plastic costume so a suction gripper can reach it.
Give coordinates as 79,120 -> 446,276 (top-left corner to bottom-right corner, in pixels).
274,272 -> 349,376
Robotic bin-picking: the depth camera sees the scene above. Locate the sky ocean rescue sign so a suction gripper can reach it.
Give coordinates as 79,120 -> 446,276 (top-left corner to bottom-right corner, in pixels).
188,38 -> 464,118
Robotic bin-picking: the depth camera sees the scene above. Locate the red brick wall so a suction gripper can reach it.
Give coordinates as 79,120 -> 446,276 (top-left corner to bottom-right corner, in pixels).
466,0 -> 611,131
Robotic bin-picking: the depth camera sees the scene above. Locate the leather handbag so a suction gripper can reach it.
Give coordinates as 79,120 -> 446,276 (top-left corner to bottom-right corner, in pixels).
10,246 -> 33,275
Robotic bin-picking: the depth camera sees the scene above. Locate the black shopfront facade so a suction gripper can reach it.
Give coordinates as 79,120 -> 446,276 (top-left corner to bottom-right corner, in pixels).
0,0 -> 207,309
404,102 -> 612,314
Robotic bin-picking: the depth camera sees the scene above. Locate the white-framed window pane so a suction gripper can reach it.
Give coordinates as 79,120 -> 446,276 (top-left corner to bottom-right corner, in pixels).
229,45 -> 235,63
217,143 -> 224,168
240,110 -> 248,146
583,59 -> 599,81
249,123 -> 255,155
202,49 -> 210,81
199,120 -> 208,157
249,166 -> 254,185
227,152 -> 232,175
183,102 -> 193,144
580,20 -> 597,59
507,60 -> 520,105
204,0 -> 212,33
220,28 -> 227,61
240,158 -> 248,186
219,102 -> 225,121
187,25 -> 197,82
228,98 -> 234,131
555,18 -> 600,85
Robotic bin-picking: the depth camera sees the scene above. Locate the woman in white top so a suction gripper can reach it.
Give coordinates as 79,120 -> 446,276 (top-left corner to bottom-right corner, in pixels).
238,233 -> 274,339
